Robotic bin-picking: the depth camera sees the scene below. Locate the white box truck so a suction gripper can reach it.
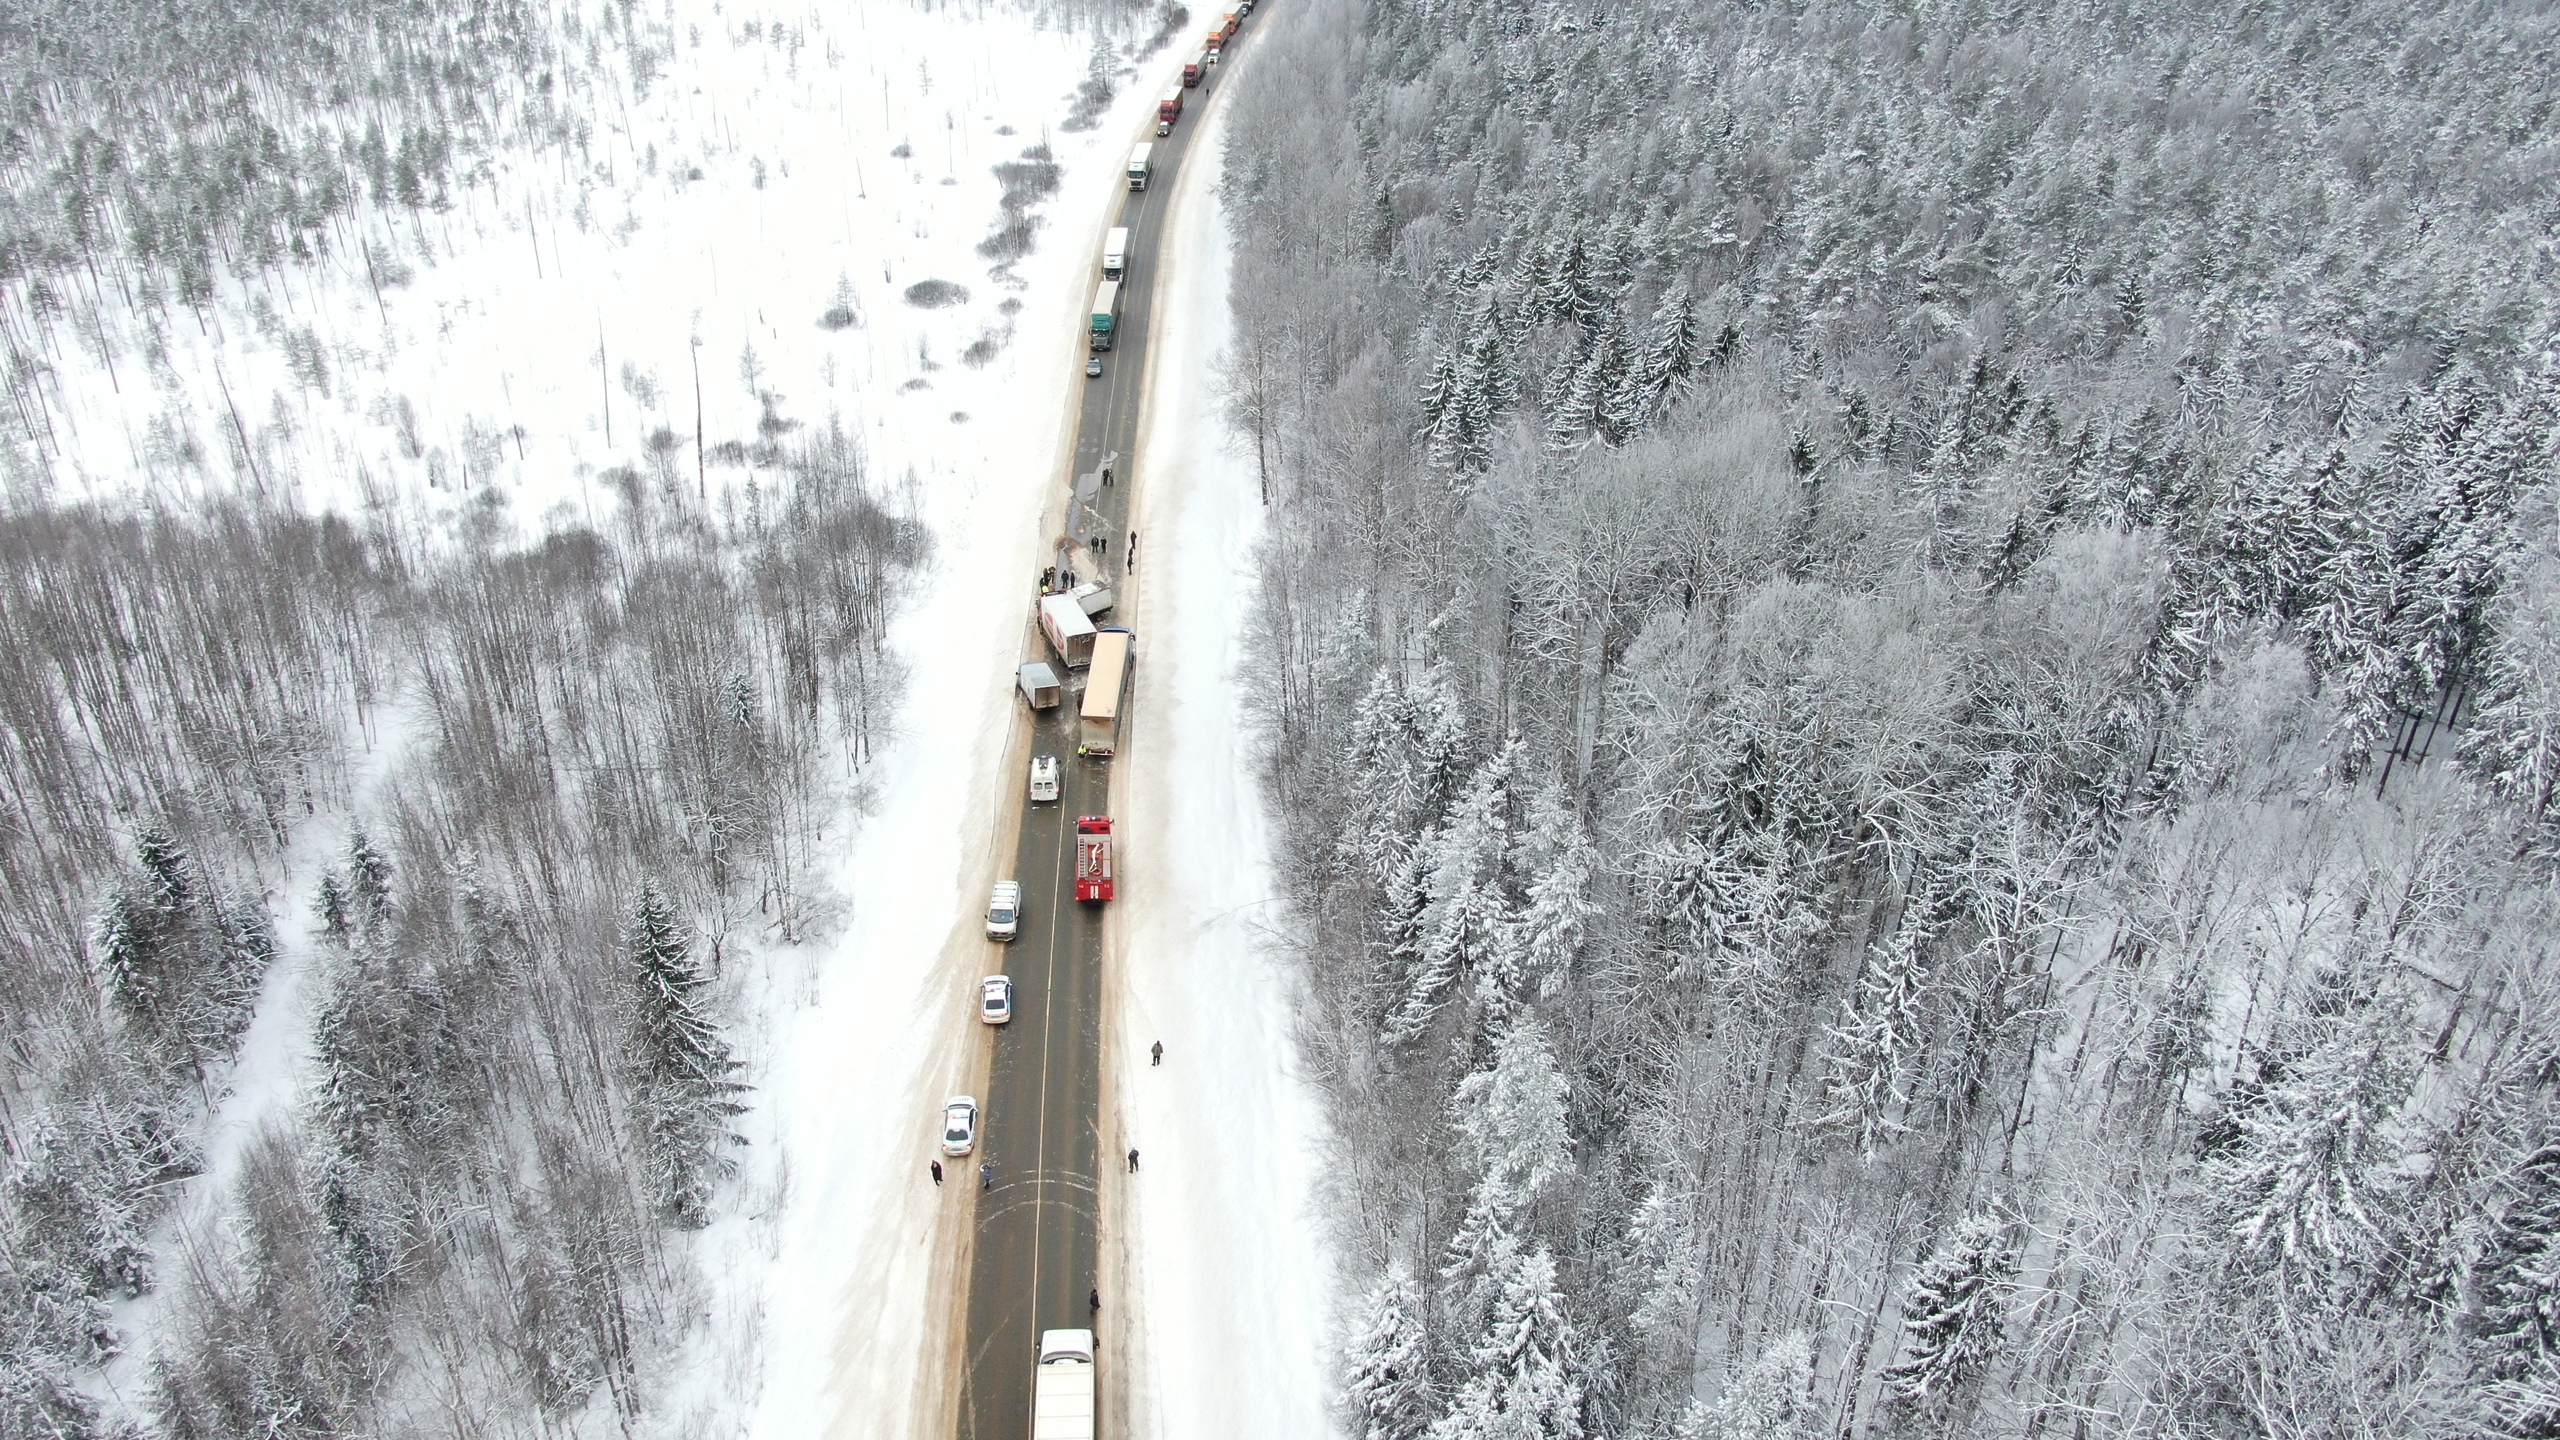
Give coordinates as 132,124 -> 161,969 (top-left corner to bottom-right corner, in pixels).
1040,593 -> 1099,668
1018,661 -> 1063,710
1103,227 -> 1129,281
1126,144 -> 1152,190
1032,1329 -> 1096,1440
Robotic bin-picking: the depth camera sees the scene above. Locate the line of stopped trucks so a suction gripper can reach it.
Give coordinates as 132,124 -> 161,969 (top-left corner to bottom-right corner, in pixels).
1084,0 -> 1255,380
950,12 -> 1260,1440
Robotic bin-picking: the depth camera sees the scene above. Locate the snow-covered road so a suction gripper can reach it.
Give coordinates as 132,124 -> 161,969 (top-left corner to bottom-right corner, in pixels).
731,21 -> 1332,1440
1106,82 -> 1337,1440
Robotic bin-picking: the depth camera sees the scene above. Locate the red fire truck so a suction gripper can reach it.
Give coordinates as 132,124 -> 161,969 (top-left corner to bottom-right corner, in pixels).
1074,816 -> 1115,902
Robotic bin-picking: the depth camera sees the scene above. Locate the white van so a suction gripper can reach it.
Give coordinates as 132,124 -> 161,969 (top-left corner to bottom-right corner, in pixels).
986,881 -> 1022,940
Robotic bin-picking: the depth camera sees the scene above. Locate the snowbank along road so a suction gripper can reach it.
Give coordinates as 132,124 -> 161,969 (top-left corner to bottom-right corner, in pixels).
955,20 -> 1261,1440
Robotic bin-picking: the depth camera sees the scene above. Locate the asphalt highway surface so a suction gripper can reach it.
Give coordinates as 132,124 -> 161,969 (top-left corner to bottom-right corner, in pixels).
952,36 -> 1241,1440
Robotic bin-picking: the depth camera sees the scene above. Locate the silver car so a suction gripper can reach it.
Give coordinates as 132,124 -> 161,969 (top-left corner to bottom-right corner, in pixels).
941,1097 -> 979,1156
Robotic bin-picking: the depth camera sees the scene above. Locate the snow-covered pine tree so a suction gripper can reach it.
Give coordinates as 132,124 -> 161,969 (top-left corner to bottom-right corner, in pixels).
200,894 -> 275,1055
1882,1212 -> 2017,1407
1384,748 -> 1514,1048
1348,668 -> 1429,886
1812,910 -> 1929,1159
1422,348 -> 1462,432
94,828 -> 269,1068
2475,1140 -> 2560,1434
627,882 -> 747,1228
1346,1265 -> 1434,1440
1434,302 -> 1514,477
344,826 -> 394,939
1427,1247 -> 1584,1440
2203,981 -> 2416,1291
1627,283 -> 1698,420
94,904 -> 172,1059
1588,312 -> 1642,446
1620,1180 -> 1704,1373
2459,547 -> 2560,855
1673,1331 -> 1815,1440
1442,1018 -> 1570,1316
1543,330 -> 1608,454
311,869 -> 352,947
1539,232 -> 1587,330
1506,783 -> 1597,1002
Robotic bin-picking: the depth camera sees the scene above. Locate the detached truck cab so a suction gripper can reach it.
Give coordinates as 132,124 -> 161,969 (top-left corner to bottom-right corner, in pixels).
1032,1330 -> 1096,1440
1103,227 -> 1129,281
1125,144 -> 1152,191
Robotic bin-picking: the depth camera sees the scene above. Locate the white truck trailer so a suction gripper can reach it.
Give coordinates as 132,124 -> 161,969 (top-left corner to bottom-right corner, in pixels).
1032,1329 -> 1097,1440
1088,280 -> 1121,351
1103,226 -> 1129,281
1079,629 -> 1135,757
1125,143 -> 1152,190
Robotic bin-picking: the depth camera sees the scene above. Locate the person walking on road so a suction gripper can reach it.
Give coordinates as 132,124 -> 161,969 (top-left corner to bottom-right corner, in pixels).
1150,1040 -> 1163,1067
931,1160 -> 943,1186
980,1162 -> 995,1191
1089,1287 -> 1101,1314
1127,1147 -> 1141,1173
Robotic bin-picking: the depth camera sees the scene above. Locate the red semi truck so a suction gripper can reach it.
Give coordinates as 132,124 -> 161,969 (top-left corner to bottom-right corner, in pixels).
1157,88 -> 1184,128
1075,816 -> 1115,902
1182,53 -> 1204,85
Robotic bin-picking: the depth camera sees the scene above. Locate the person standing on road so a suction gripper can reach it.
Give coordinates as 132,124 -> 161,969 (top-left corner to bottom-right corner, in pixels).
1150,1040 -> 1163,1067
1128,530 -> 1139,572
931,1160 -> 943,1186
980,1162 -> 995,1191
1127,1147 -> 1140,1173
1089,1287 -> 1101,1313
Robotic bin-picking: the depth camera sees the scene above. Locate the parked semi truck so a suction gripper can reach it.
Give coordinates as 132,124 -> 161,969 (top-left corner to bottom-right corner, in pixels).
1088,279 -> 1120,351
1125,144 -> 1151,191
1074,817 -> 1115,902
1156,87 -> 1183,133
1182,52 -> 1204,85
1103,227 -> 1129,281
1079,628 -> 1134,757
1032,1330 -> 1097,1440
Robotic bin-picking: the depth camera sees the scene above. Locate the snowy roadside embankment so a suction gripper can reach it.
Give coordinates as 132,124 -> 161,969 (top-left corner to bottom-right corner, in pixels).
1108,83 -> 1338,1440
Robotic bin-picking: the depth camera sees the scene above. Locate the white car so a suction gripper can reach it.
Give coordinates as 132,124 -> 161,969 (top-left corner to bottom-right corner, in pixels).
1029,755 -> 1061,803
986,880 -> 1021,940
941,1097 -> 979,1157
980,975 -> 1015,1025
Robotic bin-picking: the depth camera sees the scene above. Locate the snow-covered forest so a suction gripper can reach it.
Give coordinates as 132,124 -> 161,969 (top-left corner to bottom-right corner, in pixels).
1223,0 -> 2560,1435
0,0 -> 1175,1434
